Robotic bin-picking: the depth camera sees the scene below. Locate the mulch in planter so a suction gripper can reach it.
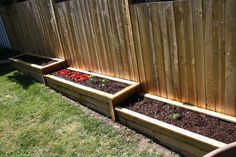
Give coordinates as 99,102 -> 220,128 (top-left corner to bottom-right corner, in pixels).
15,54 -> 56,66
121,95 -> 236,144
52,69 -> 128,94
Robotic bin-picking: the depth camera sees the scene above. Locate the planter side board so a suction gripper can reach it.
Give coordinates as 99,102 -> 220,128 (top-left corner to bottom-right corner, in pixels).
115,107 -> 226,157
44,75 -> 112,117
44,75 -> 111,117
9,59 -> 44,83
44,74 -> 139,120
9,55 -> 66,84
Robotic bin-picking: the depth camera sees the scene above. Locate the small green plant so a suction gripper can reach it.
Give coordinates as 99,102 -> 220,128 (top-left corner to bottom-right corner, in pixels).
89,75 -> 97,83
167,113 -> 181,121
101,79 -> 109,86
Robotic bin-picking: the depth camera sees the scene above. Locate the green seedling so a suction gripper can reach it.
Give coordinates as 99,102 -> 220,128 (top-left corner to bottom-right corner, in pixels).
101,79 -> 109,86
89,75 -> 97,83
167,113 -> 181,121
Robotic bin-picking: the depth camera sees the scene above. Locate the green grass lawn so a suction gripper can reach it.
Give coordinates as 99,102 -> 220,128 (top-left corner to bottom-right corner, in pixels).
0,65 -> 179,157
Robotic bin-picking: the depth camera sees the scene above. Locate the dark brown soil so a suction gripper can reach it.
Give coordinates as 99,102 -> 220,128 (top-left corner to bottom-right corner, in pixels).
121,95 -> 236,144
52,69 -> 128,94
16,54 -> 56,66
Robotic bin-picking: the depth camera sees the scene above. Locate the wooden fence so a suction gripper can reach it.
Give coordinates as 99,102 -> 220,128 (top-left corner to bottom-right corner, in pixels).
2,0 -> 236,116
2,0 -> 63,58
130,0 -> 236,116
53,0 -> 139,81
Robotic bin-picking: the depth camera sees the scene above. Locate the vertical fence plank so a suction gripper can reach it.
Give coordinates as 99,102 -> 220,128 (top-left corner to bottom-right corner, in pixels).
165,2 -> 181,101
123,0 -> 139,82
174,1 -> 188,103
118,0 -> 132,80
225,0 -> 236,116
135,4 -> 159,94
214,0 -> 225,113
103,0 -> 118,76
130,5 -> 147,91
203,0 -> 215,111
158,3 -> 174,100
151,4 -> 166,97
114,0 -> 130,79
191,0 -> 206,108
54,2 -> 73,66
183,0 -> 197,105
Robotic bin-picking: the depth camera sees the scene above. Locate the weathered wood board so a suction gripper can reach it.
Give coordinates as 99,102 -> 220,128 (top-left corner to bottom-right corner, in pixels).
9,53 -> 66,83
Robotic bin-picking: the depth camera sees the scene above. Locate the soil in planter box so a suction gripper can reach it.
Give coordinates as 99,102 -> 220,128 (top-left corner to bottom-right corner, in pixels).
121,95 -> 236,144
52,69 -> 128,94
16,54 -> 56,66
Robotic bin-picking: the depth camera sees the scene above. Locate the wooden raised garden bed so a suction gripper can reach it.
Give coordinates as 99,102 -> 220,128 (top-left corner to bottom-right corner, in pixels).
116,94 -> 236,157
44,68 -> 140,120
9,54 -> 66,83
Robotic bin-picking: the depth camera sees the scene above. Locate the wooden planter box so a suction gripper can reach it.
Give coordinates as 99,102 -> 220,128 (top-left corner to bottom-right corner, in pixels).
9,54 -> 66,83
44,68 -> 140,120
115,94 -> 236,157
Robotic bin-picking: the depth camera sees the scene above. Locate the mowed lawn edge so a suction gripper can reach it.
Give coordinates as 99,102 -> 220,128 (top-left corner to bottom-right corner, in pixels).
0,65 -> 179,157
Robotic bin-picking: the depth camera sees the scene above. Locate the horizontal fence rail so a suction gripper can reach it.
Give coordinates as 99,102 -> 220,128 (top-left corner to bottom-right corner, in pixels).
1,0 -> 236,116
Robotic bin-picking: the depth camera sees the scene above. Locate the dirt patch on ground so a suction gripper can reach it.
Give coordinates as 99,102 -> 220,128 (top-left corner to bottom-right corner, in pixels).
121,95 -> 236,144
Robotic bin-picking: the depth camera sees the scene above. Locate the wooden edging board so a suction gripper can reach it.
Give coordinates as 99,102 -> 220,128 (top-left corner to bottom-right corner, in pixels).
114,93 -> 236,157
9,53 -> 66,83
44,68 -> 140,121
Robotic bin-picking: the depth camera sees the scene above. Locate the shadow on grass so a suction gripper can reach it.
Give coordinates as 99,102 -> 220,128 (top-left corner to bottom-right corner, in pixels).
0,64 -> 14,76
7,72 -> 36,89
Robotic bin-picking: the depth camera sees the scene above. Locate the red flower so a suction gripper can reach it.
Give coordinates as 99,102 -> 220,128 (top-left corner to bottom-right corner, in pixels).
75,74 -> 89,82
66,72 -> 80,79
54,69 -> 70,76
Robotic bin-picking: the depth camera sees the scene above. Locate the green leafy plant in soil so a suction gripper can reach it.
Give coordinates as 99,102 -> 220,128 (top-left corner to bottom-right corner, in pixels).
167,113 -> 181,121
101,78 -> 109,86
0,64 -> 171,157
89,75 -> 97,83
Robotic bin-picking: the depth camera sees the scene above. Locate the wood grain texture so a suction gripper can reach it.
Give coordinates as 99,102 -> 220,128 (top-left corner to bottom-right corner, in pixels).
2,0 -> 236,116
115,107 -> 225,157
5,0 -> 63,58
203,0 -> 215,111
54,0 -> 139,82
44,73 -> 139,119
9,54 -> 65,84
213,0 -> 225,114
129,0 -> 236,116
224,0 -> 236,116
